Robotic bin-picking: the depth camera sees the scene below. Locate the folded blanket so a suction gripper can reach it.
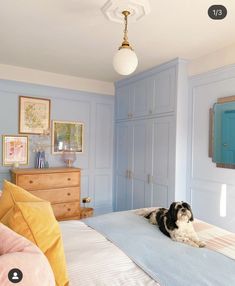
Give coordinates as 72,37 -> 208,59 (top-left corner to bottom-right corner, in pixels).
84,211 -> 235,286
194,219 -> 235,260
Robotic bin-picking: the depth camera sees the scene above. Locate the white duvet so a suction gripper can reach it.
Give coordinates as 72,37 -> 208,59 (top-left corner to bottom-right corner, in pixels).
59,220 -> 159,286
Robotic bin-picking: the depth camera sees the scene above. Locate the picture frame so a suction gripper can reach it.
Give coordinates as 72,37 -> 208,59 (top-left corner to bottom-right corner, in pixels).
52,120 -> 84,154
19,96 -> 51,134
2,135 -> 29,166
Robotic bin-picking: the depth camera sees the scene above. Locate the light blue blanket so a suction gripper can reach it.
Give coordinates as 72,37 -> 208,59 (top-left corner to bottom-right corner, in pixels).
84,211 -> 235,286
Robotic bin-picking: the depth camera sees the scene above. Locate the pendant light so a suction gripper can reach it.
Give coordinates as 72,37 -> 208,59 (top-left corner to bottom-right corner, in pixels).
113,11 -> 138,75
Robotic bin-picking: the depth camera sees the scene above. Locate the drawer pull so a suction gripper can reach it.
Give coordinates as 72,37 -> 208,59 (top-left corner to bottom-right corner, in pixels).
29,180 -> 33,184
67,208 -> 71,211
67,193 -> 71,196
67,178 -> 71,181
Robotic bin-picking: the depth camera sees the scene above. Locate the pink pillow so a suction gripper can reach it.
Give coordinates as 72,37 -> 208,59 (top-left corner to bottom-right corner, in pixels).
0,223 -> 55,286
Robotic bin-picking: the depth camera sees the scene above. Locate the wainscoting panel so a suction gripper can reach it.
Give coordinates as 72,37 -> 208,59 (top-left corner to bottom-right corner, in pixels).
93,174 -> 113,214
94,103 -> 114,169
0,79 -> 114,215
188,64 -> 235,232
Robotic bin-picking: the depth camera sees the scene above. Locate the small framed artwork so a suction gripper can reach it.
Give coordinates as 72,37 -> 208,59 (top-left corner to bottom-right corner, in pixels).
2,135 -> 29,166
52,120 -> 84,154
19,96 -> 51,134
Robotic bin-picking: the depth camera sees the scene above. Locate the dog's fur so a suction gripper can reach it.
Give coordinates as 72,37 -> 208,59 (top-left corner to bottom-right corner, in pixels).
136,202 -> 206,248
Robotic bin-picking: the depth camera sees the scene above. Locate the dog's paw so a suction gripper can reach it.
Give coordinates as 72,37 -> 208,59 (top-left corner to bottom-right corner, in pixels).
198,241 -> 206,248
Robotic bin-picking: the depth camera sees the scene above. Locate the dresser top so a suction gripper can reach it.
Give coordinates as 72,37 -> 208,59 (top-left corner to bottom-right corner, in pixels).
11,167 -> 81,175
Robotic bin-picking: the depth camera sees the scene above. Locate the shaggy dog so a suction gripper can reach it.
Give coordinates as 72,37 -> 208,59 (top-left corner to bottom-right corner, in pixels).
137,202 -> 206,248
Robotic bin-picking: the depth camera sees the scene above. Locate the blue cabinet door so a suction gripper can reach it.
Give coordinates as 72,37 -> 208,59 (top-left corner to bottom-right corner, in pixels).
116,85 -> 130,120
130,79 -> 149,118
116,79 -> 149,120
115,120 -> 150,210
115,122 -> 131,210
148,67 -> 176,115
131,119 -> 149,209
148,116 -> 175,207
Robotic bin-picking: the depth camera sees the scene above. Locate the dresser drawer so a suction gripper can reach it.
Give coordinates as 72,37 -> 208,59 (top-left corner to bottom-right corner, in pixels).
29,187 -> 80,204
52,202 -> 80,220
17,172 -> 80,190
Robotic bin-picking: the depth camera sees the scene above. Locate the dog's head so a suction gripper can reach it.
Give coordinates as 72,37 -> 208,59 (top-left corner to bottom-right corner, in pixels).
168,201 -> 194,223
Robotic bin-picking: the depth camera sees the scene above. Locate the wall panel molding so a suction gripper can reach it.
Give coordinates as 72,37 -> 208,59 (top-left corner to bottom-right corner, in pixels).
188,64 -> 235,232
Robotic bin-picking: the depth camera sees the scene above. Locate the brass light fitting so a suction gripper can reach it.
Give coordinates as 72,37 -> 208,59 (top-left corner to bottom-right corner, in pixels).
119,10 -> 134,50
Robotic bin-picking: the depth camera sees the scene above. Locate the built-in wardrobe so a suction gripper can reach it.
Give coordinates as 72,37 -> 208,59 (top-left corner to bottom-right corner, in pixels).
114,58 -> 188,211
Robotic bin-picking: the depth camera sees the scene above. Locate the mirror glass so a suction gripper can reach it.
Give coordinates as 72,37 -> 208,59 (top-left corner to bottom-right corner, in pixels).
211,97 -> 235,168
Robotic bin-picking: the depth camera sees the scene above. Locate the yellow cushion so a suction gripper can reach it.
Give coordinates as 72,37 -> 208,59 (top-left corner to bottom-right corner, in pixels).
0,180 -> 69,286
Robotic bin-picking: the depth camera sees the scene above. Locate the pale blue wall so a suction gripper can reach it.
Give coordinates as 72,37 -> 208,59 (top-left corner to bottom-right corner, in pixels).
0,79 -> 114,215
188,65 -> 235,232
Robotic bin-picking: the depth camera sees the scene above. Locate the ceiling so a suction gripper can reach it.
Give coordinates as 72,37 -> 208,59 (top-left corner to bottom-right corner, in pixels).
0,0 -> 235,82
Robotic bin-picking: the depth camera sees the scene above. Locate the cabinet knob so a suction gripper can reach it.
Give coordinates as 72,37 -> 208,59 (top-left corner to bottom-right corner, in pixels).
149,109 -> 152,114
67,178 -> 71,181
67,208 -> 71,211
29,180 -> 33,184
67,192 -> 71,196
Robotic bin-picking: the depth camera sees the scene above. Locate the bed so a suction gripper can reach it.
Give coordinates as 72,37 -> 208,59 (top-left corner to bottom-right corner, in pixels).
60,210 -> 235,286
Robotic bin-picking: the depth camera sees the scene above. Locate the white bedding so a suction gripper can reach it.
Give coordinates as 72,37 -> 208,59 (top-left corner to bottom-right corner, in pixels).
59,220 -> 159,286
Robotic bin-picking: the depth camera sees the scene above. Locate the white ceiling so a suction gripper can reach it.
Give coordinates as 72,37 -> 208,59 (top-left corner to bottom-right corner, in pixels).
0,0 -> 235,82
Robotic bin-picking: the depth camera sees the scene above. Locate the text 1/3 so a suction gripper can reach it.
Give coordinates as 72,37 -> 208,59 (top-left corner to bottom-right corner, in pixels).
208,5 -> 227,20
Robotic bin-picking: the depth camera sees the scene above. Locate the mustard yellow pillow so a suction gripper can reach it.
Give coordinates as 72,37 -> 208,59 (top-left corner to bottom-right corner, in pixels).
0,180 -> 69,286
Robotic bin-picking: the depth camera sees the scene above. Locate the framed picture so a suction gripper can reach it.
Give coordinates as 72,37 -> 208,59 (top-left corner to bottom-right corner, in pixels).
2,135 -> 29,166
52,120 -> 84,154
19,96 -> 51,134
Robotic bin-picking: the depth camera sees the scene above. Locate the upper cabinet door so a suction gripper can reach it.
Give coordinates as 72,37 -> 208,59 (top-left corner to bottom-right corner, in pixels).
116,80 -> 149,120
148,67 -> 176,115
130,79 -> 149,118
115,66 -> 176,120
116,85 -> 131,120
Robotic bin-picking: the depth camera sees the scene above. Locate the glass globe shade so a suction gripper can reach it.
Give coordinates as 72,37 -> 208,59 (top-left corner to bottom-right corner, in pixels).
113,48 -> 138,75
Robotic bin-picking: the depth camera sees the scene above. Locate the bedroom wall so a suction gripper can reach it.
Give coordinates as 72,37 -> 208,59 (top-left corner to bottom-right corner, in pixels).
0,79 -> 114,215
188,64 -> 235,232
188,42 -> 235,77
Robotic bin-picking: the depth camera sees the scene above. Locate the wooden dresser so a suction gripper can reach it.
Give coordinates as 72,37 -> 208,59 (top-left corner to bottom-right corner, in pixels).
11,167 -> 81,221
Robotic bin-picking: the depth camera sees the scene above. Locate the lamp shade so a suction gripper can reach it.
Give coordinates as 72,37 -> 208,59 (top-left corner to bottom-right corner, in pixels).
113,48 -> 138,75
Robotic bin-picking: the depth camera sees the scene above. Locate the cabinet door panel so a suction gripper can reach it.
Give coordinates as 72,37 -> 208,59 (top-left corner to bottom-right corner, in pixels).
131,120 -> 149,209
132,179 -> 146,209
152,184 -> 168,208
132,120 -> 149,180
115,122 -> 132,211
148,116 -> 174,207
116,86 -> 130,120
115,175 -> 127,211
131,79 -> 148,117
115,123 -> 129,175
151,117 -> 173,185
149,68 -> 176,114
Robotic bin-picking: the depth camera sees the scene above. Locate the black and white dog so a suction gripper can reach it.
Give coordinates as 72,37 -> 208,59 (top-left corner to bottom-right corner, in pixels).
137,202 -> 206,248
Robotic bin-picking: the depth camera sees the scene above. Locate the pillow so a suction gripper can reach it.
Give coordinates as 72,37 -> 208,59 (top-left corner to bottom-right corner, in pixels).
0,180 -> 69,286
0,223 -> 55,286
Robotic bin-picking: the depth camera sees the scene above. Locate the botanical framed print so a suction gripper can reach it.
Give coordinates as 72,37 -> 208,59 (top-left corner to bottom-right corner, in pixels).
19,96 -> 51,134
52,120 -> 84,154
2,135 -> 29,166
